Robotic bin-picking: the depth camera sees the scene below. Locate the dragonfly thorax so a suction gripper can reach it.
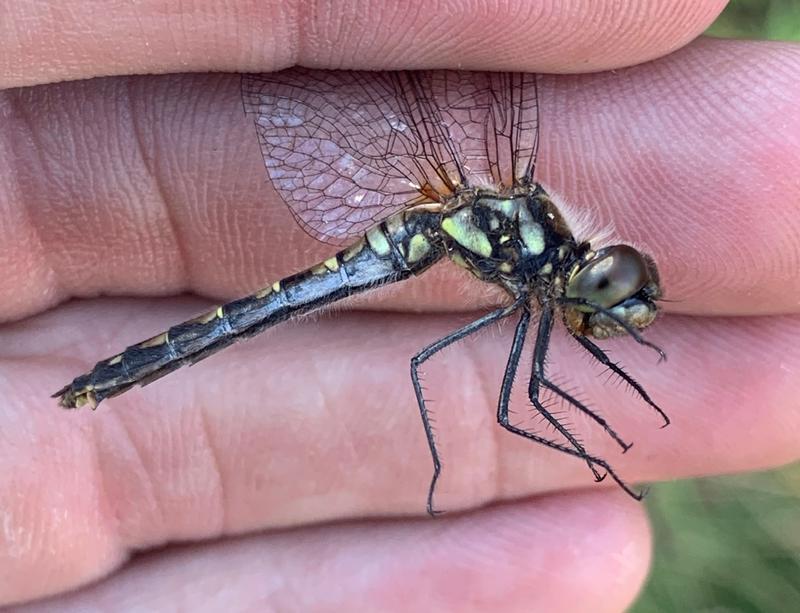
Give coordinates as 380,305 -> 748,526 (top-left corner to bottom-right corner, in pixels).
440,185 -> 577,295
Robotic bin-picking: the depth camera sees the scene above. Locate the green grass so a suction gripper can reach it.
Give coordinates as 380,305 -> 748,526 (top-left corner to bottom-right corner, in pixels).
631,3 -> 800,610
633,465 -> 800,612
705,0 -> 800,40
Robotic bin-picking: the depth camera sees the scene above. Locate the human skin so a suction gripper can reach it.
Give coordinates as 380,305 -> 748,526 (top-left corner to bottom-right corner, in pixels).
1,0 -> 799,610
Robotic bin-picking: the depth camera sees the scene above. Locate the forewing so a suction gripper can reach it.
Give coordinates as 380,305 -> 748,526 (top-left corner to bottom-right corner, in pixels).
241,69 -> 540,244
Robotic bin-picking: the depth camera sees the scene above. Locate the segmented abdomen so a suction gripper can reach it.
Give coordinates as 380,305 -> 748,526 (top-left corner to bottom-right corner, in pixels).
54,208 -> 444,409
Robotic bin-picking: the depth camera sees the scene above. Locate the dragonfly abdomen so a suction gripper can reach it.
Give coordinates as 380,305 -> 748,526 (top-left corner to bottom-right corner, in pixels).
55,208 -> 445,409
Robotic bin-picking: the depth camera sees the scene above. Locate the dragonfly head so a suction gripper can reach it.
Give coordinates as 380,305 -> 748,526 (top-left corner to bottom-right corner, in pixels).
563,244 -> 662,339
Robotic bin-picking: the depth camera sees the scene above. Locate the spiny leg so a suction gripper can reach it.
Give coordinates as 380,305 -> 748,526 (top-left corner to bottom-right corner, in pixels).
571,332 -> 670,427
497,306 -> 645,500
411,295 -> 527,517
531,307 -> 633,453
527,307 -> 606,482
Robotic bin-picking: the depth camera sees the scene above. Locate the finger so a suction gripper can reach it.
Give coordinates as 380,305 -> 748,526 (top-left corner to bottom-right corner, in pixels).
1,38 -> 798,323
6,494 -> 650,610
2,0 -> 727,88
1,299 -> 797,602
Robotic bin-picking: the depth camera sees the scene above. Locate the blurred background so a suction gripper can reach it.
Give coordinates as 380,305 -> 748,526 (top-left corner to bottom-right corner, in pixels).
705,0 -> 800,39
632,1 -> 800,610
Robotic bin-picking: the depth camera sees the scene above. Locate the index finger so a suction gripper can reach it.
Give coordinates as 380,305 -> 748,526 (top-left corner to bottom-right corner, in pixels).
1,0 -> 728,88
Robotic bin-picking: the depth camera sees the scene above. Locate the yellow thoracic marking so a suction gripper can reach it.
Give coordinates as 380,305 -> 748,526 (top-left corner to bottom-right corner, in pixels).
499,262 -> 513,273
538,262 -> 553,275
499,235 -> 510,244
272,281 -> 281,293
441,210 -> 492,258
558,245 -> 570,260
385,213 -> 405,238
518,205 -> 545,255
407,233 -> 431,263
449,250 -> 469,270
521,222 -> 544,254
342,240 -> 365,262
216,306 -> 225,319
565,262 -> 583,288
490,198 -> 516,217
140,331 -> 169,348
108,354 -> 123,366
366,226 -> 391,256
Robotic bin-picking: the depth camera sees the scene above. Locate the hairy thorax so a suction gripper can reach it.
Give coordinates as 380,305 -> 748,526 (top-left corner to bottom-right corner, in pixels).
439,185 -> 579,300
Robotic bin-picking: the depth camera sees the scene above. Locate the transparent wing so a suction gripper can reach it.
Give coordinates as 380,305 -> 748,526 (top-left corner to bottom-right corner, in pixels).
484,72 -> 540,190
242,69 -> 540,244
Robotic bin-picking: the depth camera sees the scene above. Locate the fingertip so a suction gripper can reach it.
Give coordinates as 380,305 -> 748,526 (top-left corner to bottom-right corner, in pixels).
8,492 -> 653,612
2,1 -> 728,87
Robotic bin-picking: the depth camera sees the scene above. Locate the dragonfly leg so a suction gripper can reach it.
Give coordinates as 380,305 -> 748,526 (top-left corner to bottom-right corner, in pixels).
528,307 -> 610,483
531,307 -> 633,453
570,333 -> 670,427
497,306 -> 646,501
411,295 -> 526,517
526,310 -> 600,480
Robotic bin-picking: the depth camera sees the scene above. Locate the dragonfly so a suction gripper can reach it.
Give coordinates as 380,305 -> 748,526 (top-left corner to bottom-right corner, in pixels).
54,69 -> 668,515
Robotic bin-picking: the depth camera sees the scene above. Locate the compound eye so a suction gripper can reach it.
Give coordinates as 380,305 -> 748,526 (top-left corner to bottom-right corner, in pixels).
567,245 -> 650,309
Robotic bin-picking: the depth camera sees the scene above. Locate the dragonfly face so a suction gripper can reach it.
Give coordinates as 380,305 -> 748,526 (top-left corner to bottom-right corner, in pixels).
55,69 -> 668,515
564,244 -> 662,340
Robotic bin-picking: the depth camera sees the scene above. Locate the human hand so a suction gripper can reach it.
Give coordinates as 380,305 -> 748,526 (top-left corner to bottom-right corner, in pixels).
2,1 -> 799,610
